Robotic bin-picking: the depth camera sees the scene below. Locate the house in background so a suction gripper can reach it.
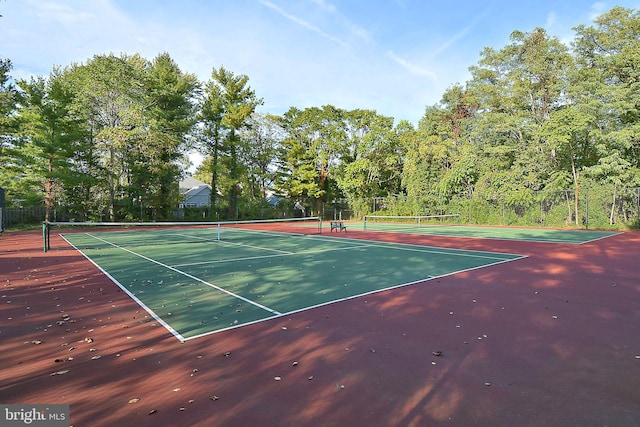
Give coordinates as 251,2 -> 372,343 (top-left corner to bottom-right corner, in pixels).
179,177 -> 211,208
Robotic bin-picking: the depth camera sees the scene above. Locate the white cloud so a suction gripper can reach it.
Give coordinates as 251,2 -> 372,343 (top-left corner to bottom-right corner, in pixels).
387,51 -> 438,81
32,0 -> 94,26
429,10 -> 489,59
258,0 -> 349,48
309,0 -> 374,44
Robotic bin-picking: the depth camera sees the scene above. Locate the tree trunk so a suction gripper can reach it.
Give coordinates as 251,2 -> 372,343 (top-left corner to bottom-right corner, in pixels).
609,184 -> 617,225
209,130 -> 219,219
108,148 -> 116,222
228,142 -> 238,219
44,154 -> 54,222
571,159 -> 579,226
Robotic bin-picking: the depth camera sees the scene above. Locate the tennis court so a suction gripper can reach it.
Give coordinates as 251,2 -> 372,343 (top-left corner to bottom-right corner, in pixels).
361,215 -> 620,243
55,220 -> 525,341
5,221 -> 639,426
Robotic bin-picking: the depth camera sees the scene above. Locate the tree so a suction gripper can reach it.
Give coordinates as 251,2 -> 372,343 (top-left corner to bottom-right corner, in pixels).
466,28 -> 574,215
0,57 -> 16,148
0,58 -> 19,200
15,71 -> 88,221
277,105 -> 347,213
200,66 -> 262,218
538,107 -> 597,224
57,53 -> 197,221
276,107 -> 319,208
573,7 -> 640,224
66,54 -> 148,221
334,109 -> 400,209
239,113 -> 282,199
139,53 -> 199,219
198,77 -> 224,214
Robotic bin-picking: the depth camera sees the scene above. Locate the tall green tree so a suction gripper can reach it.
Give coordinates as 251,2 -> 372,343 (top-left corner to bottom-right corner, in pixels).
277,105 -> 347,213
0,58 -> 19,200
276,107 -> 321,210
400,86 -> 475,214
335,109 -> 400,212
467,28 -> 574,213
239,112 -> 282,199
15,71 -> 88,220
66,54 -> 147,221
139,53 -> 199,219
198,77 -> 224,214
573,7 -> 640,223
200,66 -> 262,218
430,85 -> 478,203
0,58 -> 16,151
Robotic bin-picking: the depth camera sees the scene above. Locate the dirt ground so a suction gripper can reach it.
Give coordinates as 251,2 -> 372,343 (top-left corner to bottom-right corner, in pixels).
1,228 -> 639,427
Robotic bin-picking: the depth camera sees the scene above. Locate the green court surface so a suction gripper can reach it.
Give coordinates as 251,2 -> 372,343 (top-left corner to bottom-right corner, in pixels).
60,227 -> 524,341
358,222 -> 620,244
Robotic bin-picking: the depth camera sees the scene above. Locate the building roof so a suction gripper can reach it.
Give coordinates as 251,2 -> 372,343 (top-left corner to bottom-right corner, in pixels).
179,177 -> 211,194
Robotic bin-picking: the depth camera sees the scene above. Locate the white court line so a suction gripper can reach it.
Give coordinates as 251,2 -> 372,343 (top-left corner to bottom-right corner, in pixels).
363,224 -> 623,245
307,233 -> 521,260
59,234 -> 187,342
217,239 -> 294,254
85,233 -> 282,316
576,231 -> 623,245
172,242 -> 379,267
173,236 -> 512,269
171,232 -> 293,255
183,252 -> 527,341
174,252 -> 294,267
359,241 -> 513,261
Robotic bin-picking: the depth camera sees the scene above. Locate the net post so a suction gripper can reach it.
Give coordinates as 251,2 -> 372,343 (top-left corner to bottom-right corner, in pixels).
217,223 -> 221,241
42,222 -> 49,252
363,216 -> 367,231
318,217 -> 322,234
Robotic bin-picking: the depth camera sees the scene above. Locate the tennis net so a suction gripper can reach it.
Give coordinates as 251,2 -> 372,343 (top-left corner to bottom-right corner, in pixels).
43,217 -> 323,252
363,214 -> 461,232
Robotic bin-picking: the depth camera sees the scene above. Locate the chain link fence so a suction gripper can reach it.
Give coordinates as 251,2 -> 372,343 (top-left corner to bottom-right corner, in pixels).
363,185 -> 640,230
4,185 -> 639,230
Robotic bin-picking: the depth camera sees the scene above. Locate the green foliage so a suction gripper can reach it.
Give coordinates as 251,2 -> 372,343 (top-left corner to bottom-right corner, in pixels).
0,58 -> 20,203
199,66 -> 262,219
14,70 -> 92,220
334,109 -> 400,205
0,57 -> 16,140
276,106 -> 341,212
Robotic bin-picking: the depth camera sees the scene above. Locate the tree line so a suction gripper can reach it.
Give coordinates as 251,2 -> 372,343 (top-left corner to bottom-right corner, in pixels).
1,7 -> 639,226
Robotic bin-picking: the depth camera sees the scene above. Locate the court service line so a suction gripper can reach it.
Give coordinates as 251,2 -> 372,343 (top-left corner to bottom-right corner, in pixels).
85,233 -> 282,316
312,234 -> 518,260
172,242 -> 382,267
368,242 -> 515,260
275,255 -> 527,320
297,241 -> 512,260
217,239 -> 294,254
173,252 -> 294,267
298,242 -> 381,254
183,252 -> 528,341
171,233 -> 294,255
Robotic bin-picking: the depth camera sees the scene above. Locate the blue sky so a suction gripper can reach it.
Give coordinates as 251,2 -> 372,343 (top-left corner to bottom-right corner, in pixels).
2,0 -> 640,126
